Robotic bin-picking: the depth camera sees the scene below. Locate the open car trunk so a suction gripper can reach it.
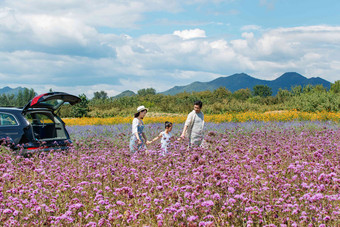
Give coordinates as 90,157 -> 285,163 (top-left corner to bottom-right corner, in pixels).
25,111 -> 68,141
23,92 -> 81,113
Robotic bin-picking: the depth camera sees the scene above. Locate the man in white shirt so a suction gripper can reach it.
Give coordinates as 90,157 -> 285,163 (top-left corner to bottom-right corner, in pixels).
180,100 -> 205,147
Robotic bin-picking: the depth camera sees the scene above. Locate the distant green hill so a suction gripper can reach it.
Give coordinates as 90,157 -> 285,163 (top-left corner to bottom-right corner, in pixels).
0,86 -> 26,96
161,72 -> 331,95
113,90 -> 136,99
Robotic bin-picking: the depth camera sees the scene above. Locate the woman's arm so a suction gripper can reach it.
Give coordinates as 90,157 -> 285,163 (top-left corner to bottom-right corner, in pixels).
132,118 -> 142,144
135,132 -> 142,143
132,118 -> 138,134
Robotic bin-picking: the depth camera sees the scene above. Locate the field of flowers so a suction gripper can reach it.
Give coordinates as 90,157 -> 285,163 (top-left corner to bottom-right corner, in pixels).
63,110 -> 340,126
1,121 -> 340,226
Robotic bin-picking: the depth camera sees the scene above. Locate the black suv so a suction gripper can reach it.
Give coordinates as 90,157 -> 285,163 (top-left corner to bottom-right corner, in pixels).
0,92 -> 80,154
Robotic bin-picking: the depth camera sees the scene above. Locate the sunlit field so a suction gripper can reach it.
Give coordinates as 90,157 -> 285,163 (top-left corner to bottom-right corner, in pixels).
63,110 -> 340,126
1,121 -> 339,226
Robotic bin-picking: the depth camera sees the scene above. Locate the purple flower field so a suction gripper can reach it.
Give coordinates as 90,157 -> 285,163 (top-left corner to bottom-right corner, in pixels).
1,121 -> 339,226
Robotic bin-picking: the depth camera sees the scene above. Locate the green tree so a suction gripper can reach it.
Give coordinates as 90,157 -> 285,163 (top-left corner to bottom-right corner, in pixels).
276,88 -> 291,103
16,90 -> 25,107
330,80 -> 340,94
137,88 -> 156,96
23,88 -> 36,104
233,88 -> 252,101
93,91 -> 108,100
14,88 -> 37,107
252,85 -> 272,97
302,84 -> 313,93
0,94 -> 15,106
71,94 -> 89,117
213,87 -> 232,100
312,84 -> 327,93
291,85 -> 302,96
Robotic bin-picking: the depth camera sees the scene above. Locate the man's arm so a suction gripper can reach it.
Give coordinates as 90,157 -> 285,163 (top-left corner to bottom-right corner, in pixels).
180,125 -> 188,139
180,111 -> 194,139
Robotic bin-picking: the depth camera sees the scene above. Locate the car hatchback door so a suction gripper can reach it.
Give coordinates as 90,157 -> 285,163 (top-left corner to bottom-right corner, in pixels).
22,92 -> 81,113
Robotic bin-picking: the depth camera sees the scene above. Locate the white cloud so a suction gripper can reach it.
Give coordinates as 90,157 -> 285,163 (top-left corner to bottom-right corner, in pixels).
2,24 -> 340,96
6,83 -> 123,99
259,0 -> 276,10
175,70 -> 222,81
173,29 -> 207,40
1,0 -> 181,28
241,25 -> 262,31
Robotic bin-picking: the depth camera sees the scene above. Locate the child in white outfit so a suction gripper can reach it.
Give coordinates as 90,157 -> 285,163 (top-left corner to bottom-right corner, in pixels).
147,121 -> 173,155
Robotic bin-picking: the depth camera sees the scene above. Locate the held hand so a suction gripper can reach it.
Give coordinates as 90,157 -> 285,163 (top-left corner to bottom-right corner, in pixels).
146,141 -> 152,145
178,134 -> 185,141
137,139 -> 142,145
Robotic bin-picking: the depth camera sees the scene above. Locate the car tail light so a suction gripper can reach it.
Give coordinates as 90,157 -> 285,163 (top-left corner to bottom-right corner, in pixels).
27,147 -> 40,150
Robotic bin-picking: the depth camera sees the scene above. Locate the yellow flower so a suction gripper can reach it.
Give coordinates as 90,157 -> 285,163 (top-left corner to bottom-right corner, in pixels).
62,111 -> 340,126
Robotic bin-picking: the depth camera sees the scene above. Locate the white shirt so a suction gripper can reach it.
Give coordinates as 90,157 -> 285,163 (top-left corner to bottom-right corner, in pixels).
161,131 -> 172,151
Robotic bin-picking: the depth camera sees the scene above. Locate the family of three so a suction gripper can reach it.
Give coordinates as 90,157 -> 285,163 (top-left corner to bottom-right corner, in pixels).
129,100 -> 205,154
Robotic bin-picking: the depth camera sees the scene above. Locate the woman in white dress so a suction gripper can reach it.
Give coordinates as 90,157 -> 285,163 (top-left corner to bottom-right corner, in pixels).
129,106 -> 149,153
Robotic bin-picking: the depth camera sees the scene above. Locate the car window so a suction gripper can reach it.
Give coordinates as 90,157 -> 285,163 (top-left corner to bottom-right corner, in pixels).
35,99 -> 64,109
25,113 -> 55,124
0,112 -> 19,126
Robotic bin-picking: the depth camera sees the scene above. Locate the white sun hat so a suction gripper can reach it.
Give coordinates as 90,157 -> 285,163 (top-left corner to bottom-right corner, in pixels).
136,105 -> 148,113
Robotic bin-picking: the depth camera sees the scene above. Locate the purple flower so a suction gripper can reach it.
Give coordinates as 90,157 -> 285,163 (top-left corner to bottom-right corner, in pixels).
69,203 -> 84,210
187,215 -> 199,222
3,209 -> 12,214
245,206 -> 253,212
184,192 -> 191,199
203,215 -> 214,220
116,201 -> 125,206
86,222 -> 97,227
78,181 -> 91,186
201,200 -> 214,207
0,122 -> 338,225
199,221 -> 214,226
310,193 -> 324,201
323,216 -> 330,222
156,214 -> 164,220
228,198 -> 236,204
212,193 -> 221,200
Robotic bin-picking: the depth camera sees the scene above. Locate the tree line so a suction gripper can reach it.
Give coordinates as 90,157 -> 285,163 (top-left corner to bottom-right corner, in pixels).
1,82 -> 339,118
0,88 -> 36,107
64,81 -> 340,117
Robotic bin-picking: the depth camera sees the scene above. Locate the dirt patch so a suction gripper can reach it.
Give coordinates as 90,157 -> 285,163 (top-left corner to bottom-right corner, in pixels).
146,112 -> 186,117
264,110 -> 289,114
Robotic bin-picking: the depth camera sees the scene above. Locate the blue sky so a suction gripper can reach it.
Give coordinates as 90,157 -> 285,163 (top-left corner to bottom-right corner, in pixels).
1,0 -> 339,97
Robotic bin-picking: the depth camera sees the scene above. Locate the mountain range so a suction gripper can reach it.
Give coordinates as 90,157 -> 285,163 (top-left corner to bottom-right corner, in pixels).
160,72 -> 331,95
1,72 -> 332,98
0,86 -> 25,96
